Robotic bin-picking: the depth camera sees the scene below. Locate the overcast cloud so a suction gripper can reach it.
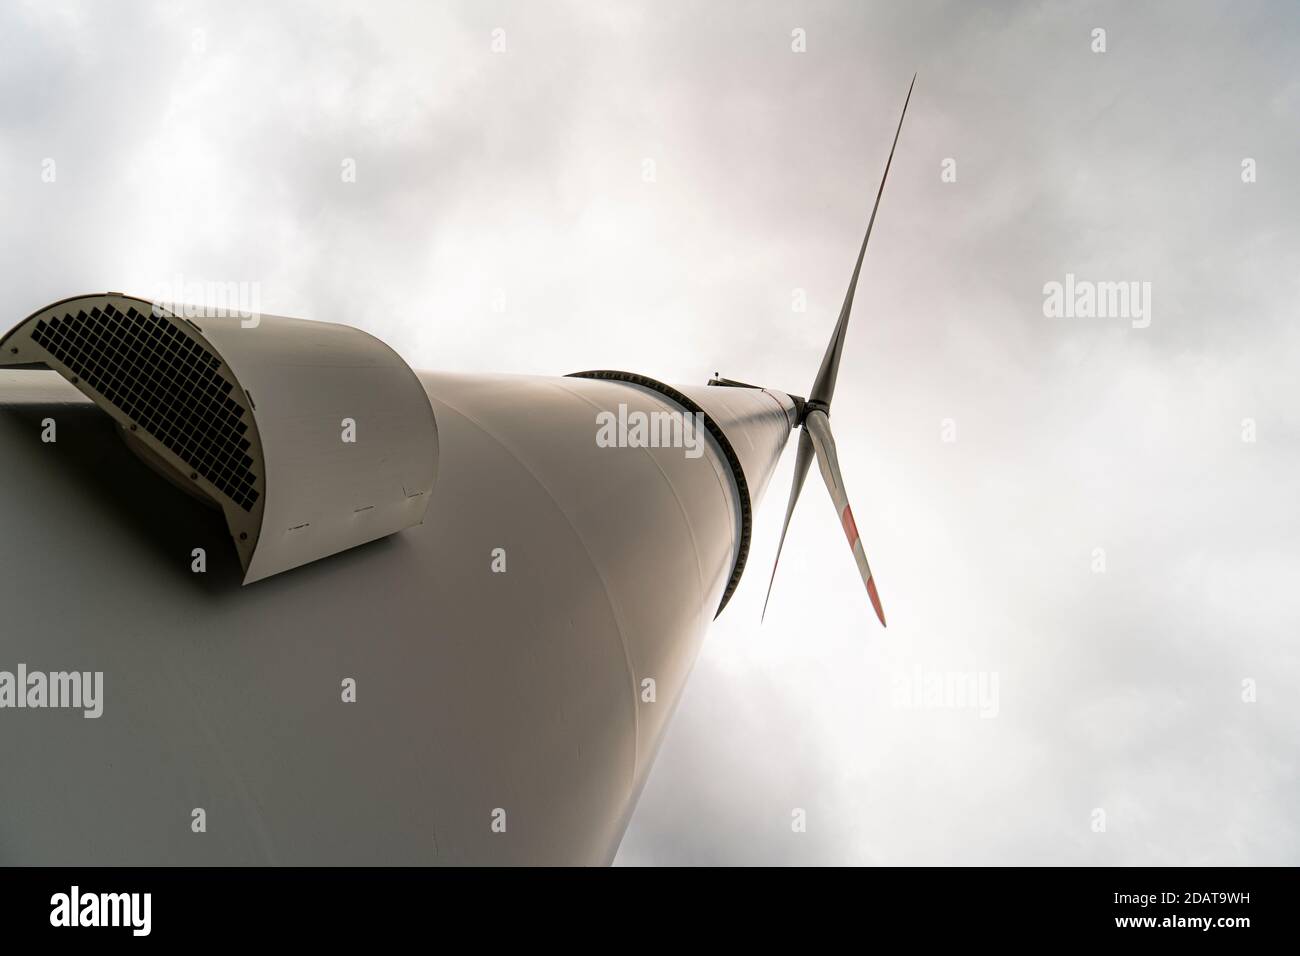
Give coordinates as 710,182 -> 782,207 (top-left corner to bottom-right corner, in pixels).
1,0 -> 1296,865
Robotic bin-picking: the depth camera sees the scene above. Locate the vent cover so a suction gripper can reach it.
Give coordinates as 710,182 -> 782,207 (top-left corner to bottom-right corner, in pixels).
30,303 -> 261,512
4,293 -> 439,586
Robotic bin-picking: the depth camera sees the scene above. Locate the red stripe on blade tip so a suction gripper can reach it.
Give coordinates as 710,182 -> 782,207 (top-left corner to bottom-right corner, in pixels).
841,505 -> 860,547
867,576 -> 887,628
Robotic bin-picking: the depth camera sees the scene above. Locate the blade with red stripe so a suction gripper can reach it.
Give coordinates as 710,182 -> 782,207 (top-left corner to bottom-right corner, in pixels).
804,409 -> 886,627
756,73 -> 912,626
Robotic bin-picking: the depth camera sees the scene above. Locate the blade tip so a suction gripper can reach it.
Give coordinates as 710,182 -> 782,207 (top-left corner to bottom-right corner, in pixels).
867,576 -> 887,628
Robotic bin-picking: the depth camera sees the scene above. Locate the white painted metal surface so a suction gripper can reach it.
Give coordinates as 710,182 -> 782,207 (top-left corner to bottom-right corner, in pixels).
0,345 -> 792,864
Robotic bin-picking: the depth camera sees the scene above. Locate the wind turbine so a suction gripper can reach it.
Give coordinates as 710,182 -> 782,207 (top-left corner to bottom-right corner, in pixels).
0,76 -> 916,865
763,73 -> 915,627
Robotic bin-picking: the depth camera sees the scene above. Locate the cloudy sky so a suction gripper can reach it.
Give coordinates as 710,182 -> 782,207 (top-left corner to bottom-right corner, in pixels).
2,0 -> 1296,865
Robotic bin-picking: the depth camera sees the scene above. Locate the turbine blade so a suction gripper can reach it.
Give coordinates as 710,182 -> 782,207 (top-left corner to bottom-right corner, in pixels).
803,410 -> 886,627
809,73 -> 916,409
761,428 -> 816,621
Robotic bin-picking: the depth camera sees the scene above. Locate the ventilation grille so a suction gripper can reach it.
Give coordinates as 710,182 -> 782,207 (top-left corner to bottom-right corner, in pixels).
31,303 -> 261,512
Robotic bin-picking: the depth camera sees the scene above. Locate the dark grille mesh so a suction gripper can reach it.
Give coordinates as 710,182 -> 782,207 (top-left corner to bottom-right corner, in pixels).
31,303 -> 260,511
